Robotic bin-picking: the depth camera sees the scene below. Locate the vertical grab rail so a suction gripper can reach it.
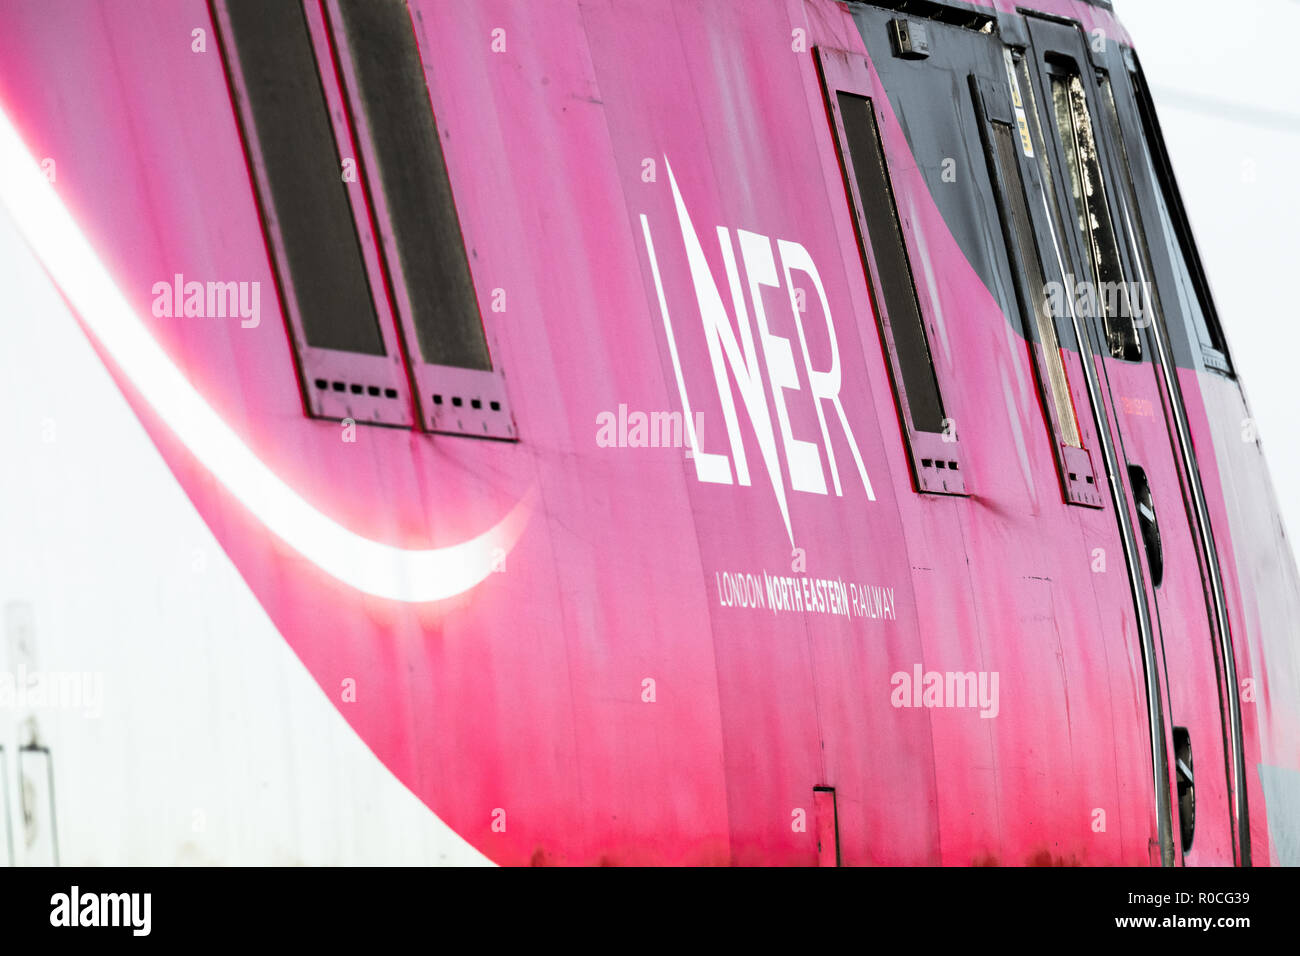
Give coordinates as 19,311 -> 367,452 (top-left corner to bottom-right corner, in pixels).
1115,195 -> 1251,864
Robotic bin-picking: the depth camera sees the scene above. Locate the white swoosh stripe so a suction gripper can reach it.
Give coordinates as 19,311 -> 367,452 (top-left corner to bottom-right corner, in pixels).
0,104 -> 531,603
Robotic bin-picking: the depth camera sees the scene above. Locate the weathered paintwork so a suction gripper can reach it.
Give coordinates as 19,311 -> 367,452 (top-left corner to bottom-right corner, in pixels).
0,0 -> 1294,866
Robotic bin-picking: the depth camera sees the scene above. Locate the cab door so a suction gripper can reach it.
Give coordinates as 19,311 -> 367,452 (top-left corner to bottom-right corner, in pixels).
1023,16 -> 1241,865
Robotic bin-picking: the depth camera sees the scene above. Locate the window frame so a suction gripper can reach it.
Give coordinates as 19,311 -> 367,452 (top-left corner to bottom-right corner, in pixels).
1121,51 -> 1233,376
213,0 -> 518,438
814,47 -> 966,496
970,70 -> 1103,508
322,0 -> 517,438
1043,60 -> 1146,365
212,0 -> 415,427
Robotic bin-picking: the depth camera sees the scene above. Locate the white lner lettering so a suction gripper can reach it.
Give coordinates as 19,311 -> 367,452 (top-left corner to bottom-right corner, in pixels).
640,157 -> 874,543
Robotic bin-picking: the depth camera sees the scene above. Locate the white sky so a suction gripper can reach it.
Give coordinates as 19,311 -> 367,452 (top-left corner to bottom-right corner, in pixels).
1120,0 -> 1300,557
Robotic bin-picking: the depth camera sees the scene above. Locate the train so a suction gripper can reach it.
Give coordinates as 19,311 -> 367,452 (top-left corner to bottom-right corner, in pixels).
0,0 -> 1296,866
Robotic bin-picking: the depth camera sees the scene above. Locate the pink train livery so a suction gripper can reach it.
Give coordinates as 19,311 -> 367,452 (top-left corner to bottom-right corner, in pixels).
0,0 -> 1296,867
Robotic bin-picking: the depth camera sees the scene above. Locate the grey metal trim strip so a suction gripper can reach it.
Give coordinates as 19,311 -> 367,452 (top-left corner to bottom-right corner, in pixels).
1116,197 -> 1251,865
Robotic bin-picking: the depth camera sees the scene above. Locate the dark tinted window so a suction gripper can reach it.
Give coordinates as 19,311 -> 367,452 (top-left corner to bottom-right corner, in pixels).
222,0 -> 385,356
837,92 -> 946,434
1050,72 -> 1142,362
988,122 -> 1081,448
1127,65 -> 1230,369
337,0 -> 491,371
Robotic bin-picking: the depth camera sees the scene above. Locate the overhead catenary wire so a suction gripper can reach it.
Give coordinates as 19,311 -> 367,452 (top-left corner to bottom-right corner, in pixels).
1149,84 -> 1300,135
